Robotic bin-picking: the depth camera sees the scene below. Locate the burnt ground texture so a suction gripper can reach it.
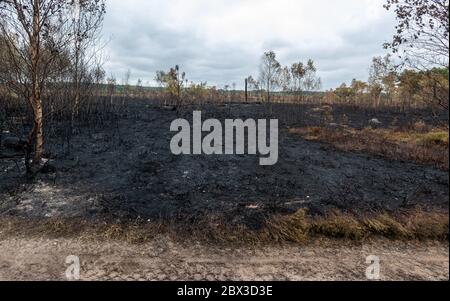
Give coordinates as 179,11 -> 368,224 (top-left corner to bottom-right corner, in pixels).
0,101 -> 448,228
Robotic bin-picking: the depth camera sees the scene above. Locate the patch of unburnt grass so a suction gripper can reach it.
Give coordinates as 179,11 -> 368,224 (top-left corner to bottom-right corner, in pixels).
266,209 -> 448,242
289,125 -> 449,170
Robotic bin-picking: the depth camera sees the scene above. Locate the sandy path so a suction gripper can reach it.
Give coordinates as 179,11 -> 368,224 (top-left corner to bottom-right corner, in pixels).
0,237 -> 447,281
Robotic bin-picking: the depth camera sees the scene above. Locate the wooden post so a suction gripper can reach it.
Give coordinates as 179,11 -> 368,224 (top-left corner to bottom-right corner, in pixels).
245,78 -> 248,103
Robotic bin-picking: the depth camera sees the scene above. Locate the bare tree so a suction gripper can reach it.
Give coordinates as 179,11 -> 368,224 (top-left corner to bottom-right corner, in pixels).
106,74 -> 116,104
0,0 -> 105,173
136,78 -> 144,98
302,59 -> 322,92
290,59 -> 321,102
0,0 -> 73,172
246,76 -> 260,90
279,66 -> 292,92
246,75 -> 260,102
258,51 -> 282,113
384,0 -> 449,69
258,51 -> 281,106
69,0 -> 105,131
290,62 -> 306,102
368,54 -> 398,103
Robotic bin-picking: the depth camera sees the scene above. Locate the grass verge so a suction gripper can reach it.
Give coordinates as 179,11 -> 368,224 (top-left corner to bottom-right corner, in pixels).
0,209 -> 447,245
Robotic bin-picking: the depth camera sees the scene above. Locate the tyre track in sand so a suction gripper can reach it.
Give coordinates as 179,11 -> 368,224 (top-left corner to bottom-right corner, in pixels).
0,237 -> 448,281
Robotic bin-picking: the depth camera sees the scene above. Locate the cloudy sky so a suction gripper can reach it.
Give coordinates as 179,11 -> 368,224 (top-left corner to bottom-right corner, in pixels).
101,0 -> 396,90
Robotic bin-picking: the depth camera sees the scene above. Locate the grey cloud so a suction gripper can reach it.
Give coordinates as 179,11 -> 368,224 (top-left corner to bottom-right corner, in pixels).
101,1 -> 396,90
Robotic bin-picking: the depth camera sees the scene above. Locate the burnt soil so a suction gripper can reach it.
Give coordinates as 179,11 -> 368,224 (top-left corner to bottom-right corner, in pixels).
0,101 -> 448,229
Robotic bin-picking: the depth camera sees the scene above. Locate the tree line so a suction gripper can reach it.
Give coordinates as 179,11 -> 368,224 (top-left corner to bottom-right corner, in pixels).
330,54 -> 449,111
154,51 -> 321,110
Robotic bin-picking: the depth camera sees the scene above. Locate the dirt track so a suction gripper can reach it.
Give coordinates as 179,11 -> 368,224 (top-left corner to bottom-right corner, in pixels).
0,236 -> 448,281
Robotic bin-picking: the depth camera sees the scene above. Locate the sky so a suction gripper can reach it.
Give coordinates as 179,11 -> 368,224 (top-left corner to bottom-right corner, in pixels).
101,0 -> 397,90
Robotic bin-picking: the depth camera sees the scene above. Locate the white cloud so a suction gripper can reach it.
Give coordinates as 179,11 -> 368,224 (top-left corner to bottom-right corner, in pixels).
101,0 -> 396,89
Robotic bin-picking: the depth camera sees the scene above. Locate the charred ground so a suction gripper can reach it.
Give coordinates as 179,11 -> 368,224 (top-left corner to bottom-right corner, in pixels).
0,101 -> 448,231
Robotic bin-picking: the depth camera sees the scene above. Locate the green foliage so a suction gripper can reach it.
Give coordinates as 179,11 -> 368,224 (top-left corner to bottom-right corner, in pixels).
155,65 -> 186,104
428,68 -> 449,79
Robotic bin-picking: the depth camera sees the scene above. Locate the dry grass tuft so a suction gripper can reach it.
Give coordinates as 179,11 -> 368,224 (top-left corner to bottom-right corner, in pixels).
363,214 -> 410,239
311,211 -> 365,240
0,209 -> 447,245
402,210 -> 449,240
269,209 -> 448,242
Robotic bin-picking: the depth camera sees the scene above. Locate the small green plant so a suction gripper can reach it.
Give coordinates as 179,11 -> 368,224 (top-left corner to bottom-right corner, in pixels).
417,131 -> 449,147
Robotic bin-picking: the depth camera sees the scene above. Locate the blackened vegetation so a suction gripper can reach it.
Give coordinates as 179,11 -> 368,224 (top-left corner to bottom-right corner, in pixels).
1,100 -> 448,231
